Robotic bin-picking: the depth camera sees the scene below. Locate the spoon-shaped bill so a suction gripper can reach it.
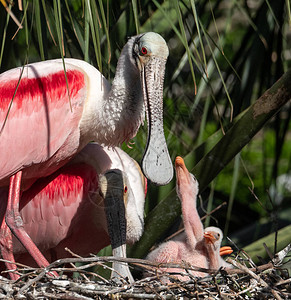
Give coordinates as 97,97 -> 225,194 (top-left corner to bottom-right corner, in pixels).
101,170 -> 134,282
141,57 -> 173,185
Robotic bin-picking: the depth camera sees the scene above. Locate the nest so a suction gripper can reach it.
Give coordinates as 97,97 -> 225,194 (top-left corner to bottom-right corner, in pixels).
0,244 -> 290,299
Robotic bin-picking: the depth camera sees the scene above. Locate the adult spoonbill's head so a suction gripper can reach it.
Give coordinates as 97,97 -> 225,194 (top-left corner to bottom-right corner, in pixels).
99,166 -> 146,245
129,32 -> 173,186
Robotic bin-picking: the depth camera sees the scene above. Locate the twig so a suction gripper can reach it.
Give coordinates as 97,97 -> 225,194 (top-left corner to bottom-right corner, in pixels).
274,278 -> 291,287
17,269 -> 46,295
227,258 -> 282,300
0,246 -> 288,299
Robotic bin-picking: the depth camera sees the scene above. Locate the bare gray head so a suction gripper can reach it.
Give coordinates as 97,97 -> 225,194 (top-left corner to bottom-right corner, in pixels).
132,32 -> 173,185
106,32 -> 173,185
132,32 -> 169,62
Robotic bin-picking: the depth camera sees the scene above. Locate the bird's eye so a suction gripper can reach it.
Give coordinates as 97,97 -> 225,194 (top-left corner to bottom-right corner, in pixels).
140,47 -> 148,55
124,186 -> 128,193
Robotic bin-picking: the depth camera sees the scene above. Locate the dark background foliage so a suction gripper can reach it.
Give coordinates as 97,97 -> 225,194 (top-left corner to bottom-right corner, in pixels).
0,0 -> 290,264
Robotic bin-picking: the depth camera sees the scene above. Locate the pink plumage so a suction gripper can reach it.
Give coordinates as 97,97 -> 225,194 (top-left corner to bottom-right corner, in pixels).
146,157 -> 232,281
146,156 -> 208,281
0,143 -> 146,280
0,60 -> 102,279
0,69 -> 84,109
0,62 -> 92,189
0,32 -> 172,280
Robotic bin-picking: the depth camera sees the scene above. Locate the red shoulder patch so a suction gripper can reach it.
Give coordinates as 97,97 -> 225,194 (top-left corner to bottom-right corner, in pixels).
20,164 -> 98,209
0,70 -> 85,111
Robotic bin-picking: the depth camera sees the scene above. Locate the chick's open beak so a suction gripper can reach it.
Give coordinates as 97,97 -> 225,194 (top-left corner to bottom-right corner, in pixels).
219,246 -> 233,256
204,232 -> 216,245
175,156 -> 191,186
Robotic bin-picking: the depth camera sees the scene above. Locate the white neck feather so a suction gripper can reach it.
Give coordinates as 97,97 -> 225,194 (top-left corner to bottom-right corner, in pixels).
95,39 -> 145,146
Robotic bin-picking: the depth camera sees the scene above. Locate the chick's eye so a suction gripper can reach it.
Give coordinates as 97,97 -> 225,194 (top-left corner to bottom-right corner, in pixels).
124,186 -> 128,193
141,47 -> 148,55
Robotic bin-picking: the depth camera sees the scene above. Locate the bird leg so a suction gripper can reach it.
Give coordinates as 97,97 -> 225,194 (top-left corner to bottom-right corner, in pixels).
5,171 -> 58,277
0,215 -> 19,280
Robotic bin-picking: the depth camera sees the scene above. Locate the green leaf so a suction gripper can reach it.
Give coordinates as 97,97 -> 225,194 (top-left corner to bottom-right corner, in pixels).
130,69 -> 291,259
243,225 -> 291,264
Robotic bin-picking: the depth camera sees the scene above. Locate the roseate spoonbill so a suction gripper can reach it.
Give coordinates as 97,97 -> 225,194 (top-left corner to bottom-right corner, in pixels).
146,156 -> 208,280
146,157 -> 232,281
204,227 -> 233,270
0,32 -> 172,272
0,143 -> 146,282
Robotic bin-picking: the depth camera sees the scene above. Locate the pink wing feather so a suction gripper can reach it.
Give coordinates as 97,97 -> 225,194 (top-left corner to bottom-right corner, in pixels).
0,61 -> 89,187
13,163 -> 99,254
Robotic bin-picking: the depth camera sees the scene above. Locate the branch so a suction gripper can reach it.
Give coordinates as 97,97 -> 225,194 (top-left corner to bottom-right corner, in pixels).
130,69 -> 291,259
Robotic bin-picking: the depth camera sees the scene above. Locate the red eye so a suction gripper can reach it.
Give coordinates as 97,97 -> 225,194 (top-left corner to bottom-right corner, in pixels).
141,47 -> 148,55
124,186 -> 128,193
